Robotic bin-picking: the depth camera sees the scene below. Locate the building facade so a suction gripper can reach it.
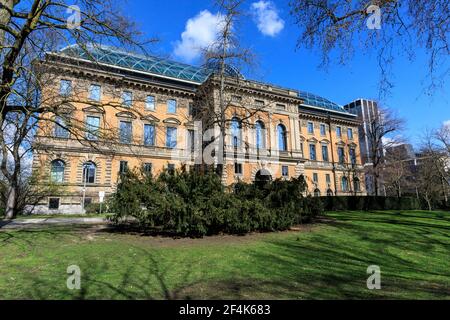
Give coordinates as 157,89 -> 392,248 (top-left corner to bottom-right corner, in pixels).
32,45 -> 366,214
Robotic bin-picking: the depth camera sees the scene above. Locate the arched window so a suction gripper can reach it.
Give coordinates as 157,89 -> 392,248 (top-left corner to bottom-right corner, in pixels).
255,121 -> 266,150
341,177 -> 349,192
82,161 -> 97,184
353,177 -> 361,192
314,189 -> 321,197
277,124 -> 287,151
51,160 -> 65,183
327,189 -> 334,197
231,117 -> 242,148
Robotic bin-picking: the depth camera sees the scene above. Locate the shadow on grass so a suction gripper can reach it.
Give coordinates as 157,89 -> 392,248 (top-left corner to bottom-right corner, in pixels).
2,211 -> 450,300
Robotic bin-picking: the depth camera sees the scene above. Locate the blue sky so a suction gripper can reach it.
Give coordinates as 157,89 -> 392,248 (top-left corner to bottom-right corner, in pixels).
126,0 -> 449,145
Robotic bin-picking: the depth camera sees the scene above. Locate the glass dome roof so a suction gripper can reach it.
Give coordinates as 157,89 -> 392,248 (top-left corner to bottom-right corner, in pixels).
299,91 -> 350,114
58,44 -> 212,83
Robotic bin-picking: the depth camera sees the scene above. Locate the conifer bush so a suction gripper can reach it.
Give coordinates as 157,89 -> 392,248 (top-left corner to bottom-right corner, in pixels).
109,167 -> 323,237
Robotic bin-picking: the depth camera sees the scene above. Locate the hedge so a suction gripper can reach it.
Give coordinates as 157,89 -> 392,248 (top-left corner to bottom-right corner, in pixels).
319,196 -> 421,211
108,168 -> 324,237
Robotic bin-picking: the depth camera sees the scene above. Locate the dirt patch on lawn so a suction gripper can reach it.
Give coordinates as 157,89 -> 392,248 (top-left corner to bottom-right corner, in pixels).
92,222 -> 323,248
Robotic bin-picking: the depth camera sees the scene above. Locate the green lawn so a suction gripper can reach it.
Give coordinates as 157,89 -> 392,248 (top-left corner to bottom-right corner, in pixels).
0,210 -> 449,300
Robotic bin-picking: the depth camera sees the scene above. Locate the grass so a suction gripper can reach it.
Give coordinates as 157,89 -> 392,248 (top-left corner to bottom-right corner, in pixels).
0,210 -> 449,300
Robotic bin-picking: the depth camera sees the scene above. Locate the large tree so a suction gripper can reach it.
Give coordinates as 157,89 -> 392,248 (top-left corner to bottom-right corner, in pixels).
289,0 -> 450,95
0,0 -> 149,219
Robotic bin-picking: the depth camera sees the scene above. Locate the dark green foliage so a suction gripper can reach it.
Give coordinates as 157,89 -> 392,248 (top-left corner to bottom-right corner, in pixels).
109,168 -> 322,237
320,196 -> 421,211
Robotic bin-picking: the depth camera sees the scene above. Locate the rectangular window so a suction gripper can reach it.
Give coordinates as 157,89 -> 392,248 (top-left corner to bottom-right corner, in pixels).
119,161 -> 128,174
347,128 -> 354,140
60,80 -> 72,97
188,103 -> 194,116
338,147 -> 345,164
167,99 -> 177,113
122,91 -> 133,107
309,144 -> 317,161
55,116 -> 69,139
146,95 -> 155,111
48,198 -> 60,210
144,124 -> 155,146
308,122 -> 314,134
166,127 -> 177,148
89,84 -> 101,101
326,174 -> 331,185
168,164 -> 175,175
322,145 -> 329,162
313,173 -> 319,184
119,121 -> 132,144
350,148 -> 357,165
234,163 -> 243,175
188,129 -> 195,151
282,166 -> 289,177
86,116 -> 100,141
320,124 -> 326,136
336,126 -> 342,138
143,163 -> 152,174
255,100 -> 265,107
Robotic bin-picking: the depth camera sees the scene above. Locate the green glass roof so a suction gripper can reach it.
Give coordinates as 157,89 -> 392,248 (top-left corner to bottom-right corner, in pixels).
56,45 -> 353,116
299,91 -> 351,114
58,44 -> 212,83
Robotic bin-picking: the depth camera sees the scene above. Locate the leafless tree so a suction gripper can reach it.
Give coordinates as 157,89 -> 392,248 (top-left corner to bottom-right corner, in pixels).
383,146 -> 412,197
0,0 -> 152,219
414,150 -> 444,211
362,107 -> 404,196
196,0 -> 264,181
289,0 -> 450,96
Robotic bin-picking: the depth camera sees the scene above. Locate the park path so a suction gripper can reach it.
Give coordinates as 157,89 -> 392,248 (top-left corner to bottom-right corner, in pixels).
0,217 -> 109,230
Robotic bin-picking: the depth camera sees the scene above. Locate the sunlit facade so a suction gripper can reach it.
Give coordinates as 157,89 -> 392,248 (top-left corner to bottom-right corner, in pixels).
32,45 -> 366,213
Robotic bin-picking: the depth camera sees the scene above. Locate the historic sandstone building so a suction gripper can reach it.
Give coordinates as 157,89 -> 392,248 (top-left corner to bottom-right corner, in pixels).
33,45 -> 365,213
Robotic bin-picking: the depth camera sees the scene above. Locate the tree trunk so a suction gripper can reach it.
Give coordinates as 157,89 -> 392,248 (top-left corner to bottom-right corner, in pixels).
374,173 -> 379,196
5,184 -> 17,220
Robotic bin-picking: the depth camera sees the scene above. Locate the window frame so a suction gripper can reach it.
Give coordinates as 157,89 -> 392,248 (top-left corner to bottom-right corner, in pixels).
50,160 -> 65,183
119,120 -> 133,144
307,122 -> 314,134
121,91 -> 133,107
89,84 -> 102,102
59,79 -> 72,97
309,144 -> 317,161
166,126 -> 177,149
86,115 -> 101,141
146,95 -> 156,111
143,123 -> 156,146
82,162 -> 97,184
48,198 -> 60,210
167,99 -> 177,114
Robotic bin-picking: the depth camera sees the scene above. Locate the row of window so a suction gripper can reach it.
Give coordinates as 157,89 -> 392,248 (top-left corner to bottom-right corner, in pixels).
50,159 -> 176,184
305,143 -> 357,164
59,79 -> 179,112
55,116 -> 193,149
309,173 -> 361,193
306,122 -> 354,140
231,118 -> 289,151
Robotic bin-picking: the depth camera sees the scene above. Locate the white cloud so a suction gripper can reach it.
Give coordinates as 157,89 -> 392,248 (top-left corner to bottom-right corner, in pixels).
173,10 -> 225,63
251,1 -> 285,37
444,120 -> 450,129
